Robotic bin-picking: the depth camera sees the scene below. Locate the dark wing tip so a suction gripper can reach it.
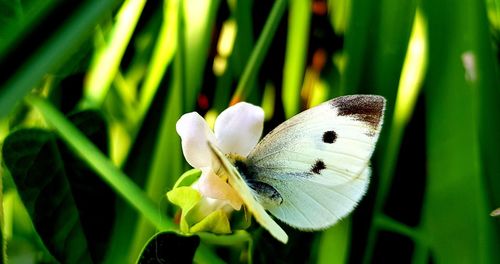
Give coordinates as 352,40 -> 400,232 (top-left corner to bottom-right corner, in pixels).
330,95 -> 386,130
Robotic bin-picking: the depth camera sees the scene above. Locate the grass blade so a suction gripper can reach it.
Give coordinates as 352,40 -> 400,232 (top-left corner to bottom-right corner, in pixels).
85,0 -> 147,106
232,0 -> 287,103
0,0 -> 120,119
282,0 -> 311,117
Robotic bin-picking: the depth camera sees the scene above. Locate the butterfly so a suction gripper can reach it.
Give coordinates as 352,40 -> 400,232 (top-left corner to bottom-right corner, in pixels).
208,95 -> 386,243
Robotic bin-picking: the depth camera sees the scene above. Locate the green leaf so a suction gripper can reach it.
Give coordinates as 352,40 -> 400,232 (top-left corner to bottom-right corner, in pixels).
63,110 -> 116,262
137,232 -> 200,264
479,0 -> 500,230
421,0 -> 499,262
3,130 -> 91,263
2,110 -> 115,263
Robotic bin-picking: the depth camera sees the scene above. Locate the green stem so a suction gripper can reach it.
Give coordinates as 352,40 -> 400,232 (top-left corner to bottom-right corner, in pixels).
375,215 -> 424,244
232,0 -> 287,102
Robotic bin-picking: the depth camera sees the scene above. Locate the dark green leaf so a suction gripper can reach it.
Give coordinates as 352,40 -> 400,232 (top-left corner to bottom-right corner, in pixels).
137,232 -> 200,264
63,110 -> 115,262
3,129 -> 92,263
2,110 -> 115,263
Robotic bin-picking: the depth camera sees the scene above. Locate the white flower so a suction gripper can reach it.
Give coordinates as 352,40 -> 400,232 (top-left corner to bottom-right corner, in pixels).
175,102 -> 265,212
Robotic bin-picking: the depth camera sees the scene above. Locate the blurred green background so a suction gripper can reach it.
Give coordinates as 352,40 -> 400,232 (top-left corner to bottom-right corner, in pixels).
1,0 -> 500,263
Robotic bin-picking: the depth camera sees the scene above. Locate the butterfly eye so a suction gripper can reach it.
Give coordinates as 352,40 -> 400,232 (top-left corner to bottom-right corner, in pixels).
322,130 -> 337,144
311,159 -> 326,174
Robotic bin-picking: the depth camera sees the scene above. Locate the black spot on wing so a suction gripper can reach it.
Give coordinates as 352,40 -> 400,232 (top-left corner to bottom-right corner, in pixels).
330,95 -> 385,131
323,130 -> 337,143
311,159 -> 326,174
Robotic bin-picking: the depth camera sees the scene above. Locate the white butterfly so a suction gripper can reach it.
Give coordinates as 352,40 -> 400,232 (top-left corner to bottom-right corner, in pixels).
209,95 -> 386,243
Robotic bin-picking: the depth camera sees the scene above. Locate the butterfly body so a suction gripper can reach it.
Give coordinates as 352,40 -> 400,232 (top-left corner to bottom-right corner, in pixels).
211,95 -> 386,243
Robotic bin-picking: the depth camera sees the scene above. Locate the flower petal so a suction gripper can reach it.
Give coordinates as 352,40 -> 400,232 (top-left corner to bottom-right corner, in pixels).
176,112 -> 217,168
196,167 -> 243,210
214,102 -> 264,156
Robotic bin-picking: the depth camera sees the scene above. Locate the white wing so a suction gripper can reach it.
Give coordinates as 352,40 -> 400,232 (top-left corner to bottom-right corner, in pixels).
246,95 -> 385,229
265,166 -> 370,230
207,142 -> 289,243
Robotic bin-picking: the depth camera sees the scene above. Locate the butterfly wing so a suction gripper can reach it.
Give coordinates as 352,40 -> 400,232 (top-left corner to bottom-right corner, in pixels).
246,95 -> 385,229
208,141 -> 289,243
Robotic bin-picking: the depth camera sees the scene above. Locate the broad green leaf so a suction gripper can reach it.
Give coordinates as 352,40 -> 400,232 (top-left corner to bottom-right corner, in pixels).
3,130 -> 91,263
63,111 -> 116,262
421,0 -> 499,262
2,110 -> 115,263
479,0 -> 500,232
137,232 -> 200,264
